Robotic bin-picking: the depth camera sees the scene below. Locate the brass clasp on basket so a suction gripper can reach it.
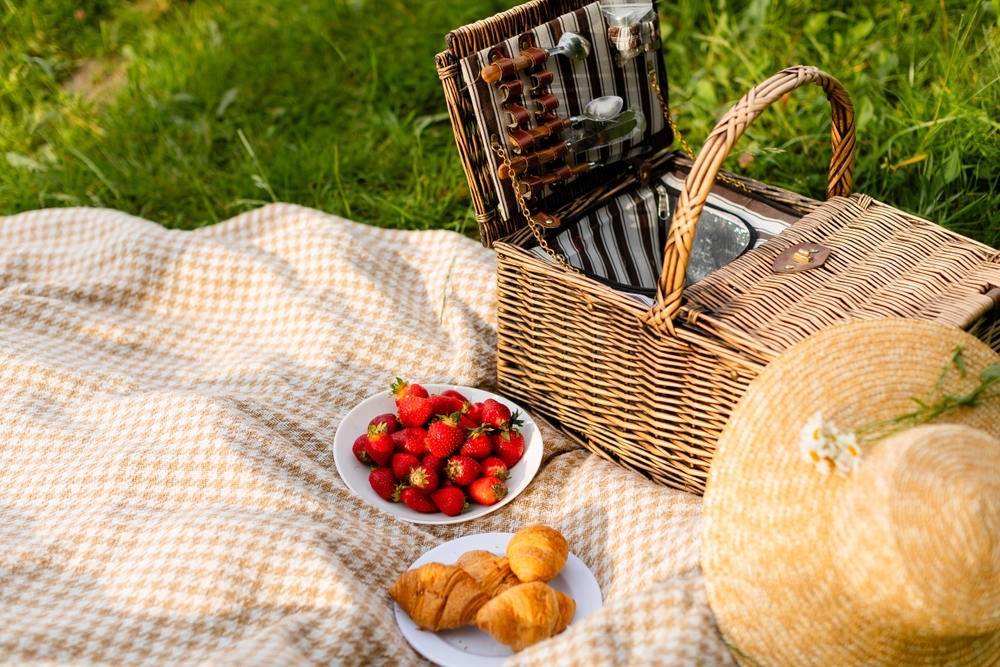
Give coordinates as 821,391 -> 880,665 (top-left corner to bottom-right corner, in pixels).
773,243 -> 831,274
531,212 -> 561,229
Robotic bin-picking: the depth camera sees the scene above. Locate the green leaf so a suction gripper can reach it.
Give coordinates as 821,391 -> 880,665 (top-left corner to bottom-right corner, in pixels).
6,152 -> 46,172
803,13 -> 829,36
953,346 -> 968,378
856,96 -> 876,132
694,78 -> 717,106
943,149 -> 963,184
413,112 -> 449,138
849,20 -> 874,42
216,87 -> 239,118
981,363 -> 1000,384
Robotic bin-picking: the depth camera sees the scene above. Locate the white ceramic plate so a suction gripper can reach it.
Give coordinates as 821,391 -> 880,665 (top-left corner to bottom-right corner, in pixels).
333,385 -> 543,525
394,532 -> 603,667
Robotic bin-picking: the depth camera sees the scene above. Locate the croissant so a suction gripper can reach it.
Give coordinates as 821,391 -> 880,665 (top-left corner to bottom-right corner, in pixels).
388,563 -> 489,632
456,550 -> 522,598
475,581 -> 576,651
506,525 -> 569,583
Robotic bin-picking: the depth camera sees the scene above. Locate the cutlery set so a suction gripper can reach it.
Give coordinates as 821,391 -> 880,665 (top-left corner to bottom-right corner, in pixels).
499,110 -> 642,179
486,32 -> 643,197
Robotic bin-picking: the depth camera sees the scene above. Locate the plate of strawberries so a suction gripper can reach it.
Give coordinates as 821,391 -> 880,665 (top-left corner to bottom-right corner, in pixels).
333,380 -> 543,524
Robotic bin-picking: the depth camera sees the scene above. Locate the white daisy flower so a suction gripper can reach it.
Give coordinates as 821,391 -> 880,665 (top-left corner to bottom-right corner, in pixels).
798,411 -> 862,477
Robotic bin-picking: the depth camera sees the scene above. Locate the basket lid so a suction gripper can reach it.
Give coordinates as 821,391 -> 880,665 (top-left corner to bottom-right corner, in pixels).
438,0 -> 673,247
680,194 -> 1000,362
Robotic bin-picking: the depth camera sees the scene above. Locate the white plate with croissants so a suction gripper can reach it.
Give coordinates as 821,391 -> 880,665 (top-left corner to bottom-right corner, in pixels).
389,525 -> 603,666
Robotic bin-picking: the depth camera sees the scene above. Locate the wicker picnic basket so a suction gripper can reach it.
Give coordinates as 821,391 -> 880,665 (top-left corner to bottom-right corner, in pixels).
437,0 -> 1000,494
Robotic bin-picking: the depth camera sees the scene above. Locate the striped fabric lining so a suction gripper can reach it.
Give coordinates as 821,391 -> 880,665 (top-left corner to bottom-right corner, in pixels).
459,1 -> 669,223
540,186 -> 662,290
530,171 -> 795,300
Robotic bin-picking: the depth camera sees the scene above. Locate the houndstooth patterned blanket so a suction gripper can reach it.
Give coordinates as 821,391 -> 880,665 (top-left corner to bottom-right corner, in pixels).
0,204 -> 732,666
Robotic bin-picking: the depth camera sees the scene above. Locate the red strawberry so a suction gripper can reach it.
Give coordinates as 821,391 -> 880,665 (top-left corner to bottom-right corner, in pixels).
400,487 -> 438,513
391,452 -> 421,482
369,468 -> 400,501
421,454 -> 446,475
439,477 -> 456,488
391,429 -> 407,450
431,487 -> 469,516
352,434 -> 372,465
368,413 -> 400,434
491,428 -> 525,468
426,415 -> 464,459
468,476 -> 508,506
481,399 -> 512,428
481,457 -> 509,481
446,455 -> 481,486
393,427 -> 429,457
366,423 -> 395,467
408,464 -> 439,495
429,394 -> 466,419
460,429 -> 492,460
464,402 -> 485,425
390,378 -> 429,407
398,396 -> 433,428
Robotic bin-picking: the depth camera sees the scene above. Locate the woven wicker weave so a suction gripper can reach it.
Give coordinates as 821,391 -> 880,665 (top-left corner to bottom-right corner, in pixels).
439,4 -> 1000,494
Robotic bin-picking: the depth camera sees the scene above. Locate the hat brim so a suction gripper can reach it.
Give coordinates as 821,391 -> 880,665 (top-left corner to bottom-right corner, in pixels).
702,318 -> 1000,667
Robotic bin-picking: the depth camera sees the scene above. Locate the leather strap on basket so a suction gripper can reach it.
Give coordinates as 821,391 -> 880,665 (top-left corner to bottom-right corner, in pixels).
642,65 -> 856,336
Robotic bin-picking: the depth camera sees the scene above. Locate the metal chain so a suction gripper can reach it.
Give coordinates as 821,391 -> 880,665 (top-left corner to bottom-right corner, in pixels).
646,61 -> 751,195
491,137 -> 580,274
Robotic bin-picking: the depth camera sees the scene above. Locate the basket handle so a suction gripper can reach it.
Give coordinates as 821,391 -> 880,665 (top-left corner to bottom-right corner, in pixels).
642,66 -> 856,335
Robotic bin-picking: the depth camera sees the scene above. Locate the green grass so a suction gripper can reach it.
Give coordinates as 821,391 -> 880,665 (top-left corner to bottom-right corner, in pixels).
663,0 -> 1000,247
2,0 -> 999,246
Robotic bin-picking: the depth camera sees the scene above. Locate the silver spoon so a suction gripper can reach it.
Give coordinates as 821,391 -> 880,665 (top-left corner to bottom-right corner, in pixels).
569,96 -> 624,124
513,95 -> 625,138
547,32 -> 591,61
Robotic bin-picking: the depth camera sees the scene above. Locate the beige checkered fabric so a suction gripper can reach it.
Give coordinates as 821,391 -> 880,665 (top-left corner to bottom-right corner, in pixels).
0,204 -> 726,666
507,570 -> 735,667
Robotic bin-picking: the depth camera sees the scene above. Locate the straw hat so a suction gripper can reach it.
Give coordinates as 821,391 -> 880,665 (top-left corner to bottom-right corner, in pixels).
702,318 -> 1000,667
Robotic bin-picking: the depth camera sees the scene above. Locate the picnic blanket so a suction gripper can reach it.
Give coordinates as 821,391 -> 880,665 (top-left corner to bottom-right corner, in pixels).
0,204 -> 733,666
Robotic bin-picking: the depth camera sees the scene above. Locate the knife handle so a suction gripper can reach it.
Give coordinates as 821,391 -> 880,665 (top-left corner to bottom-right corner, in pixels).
498,142 -> 570,179
526,116 -> 573,142
533,142 -> 571,167
517,162 -> 592,195
502,116 -> 571,159
482,48 -> 548,84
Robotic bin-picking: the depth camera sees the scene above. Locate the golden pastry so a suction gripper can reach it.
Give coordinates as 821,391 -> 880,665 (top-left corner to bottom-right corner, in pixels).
475,581 -> 576,651
388,562 -> 489,632
456,550 -> 522,597
506,525 -> 569,582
